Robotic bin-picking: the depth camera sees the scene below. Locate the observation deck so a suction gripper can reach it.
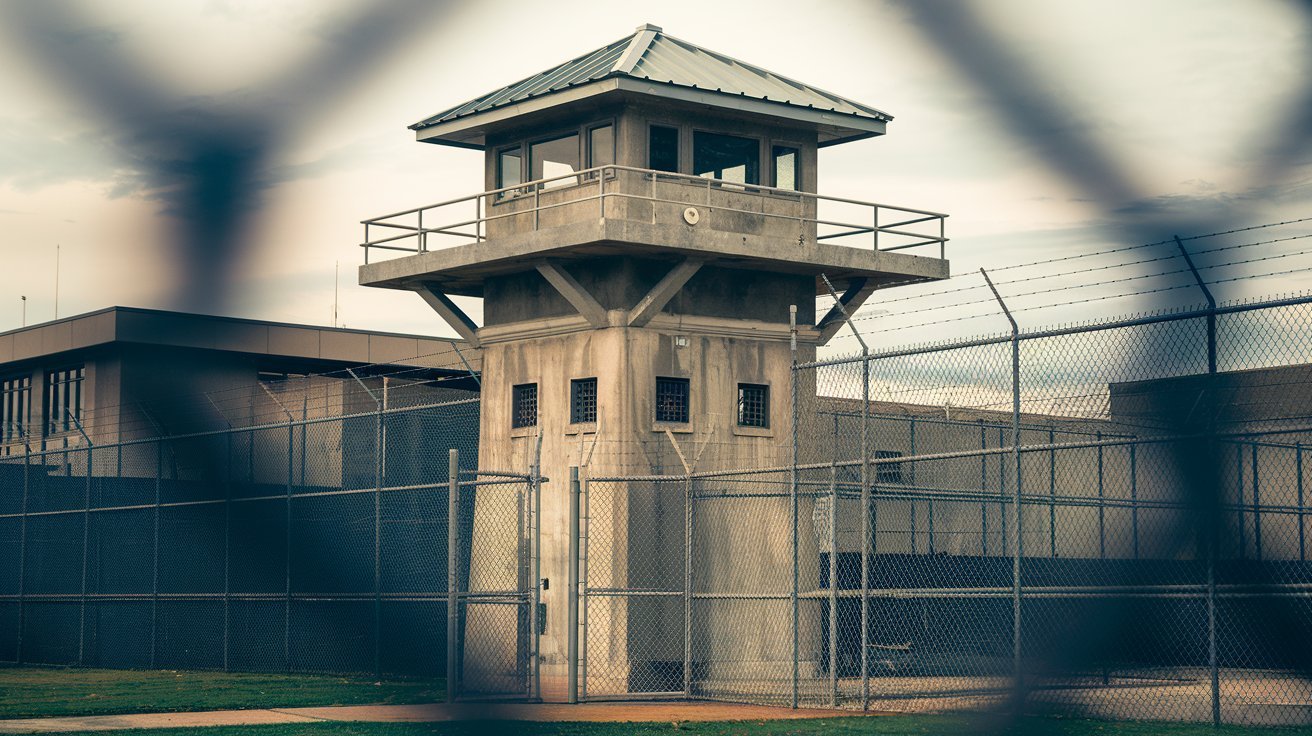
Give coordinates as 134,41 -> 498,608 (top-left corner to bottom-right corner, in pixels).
358,164 -> 949,298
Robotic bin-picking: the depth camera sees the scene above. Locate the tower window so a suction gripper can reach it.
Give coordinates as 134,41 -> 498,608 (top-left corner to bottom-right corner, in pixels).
737,383 -> 769,428
497,146 -> 522,195
588,125 -> 614,169
45,366 -> 84,435
531,133 -> 580,189
570,378 -> 598,424
2,375 -> 31,443
655,377 -> 690,424
694,131 -> 759,185
649,125 -> 679,173
512,383 -> 538,429
772,146 -> 798,191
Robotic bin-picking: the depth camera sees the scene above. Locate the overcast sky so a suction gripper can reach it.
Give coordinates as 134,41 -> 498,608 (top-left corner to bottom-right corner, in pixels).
1,0 -> 1309,353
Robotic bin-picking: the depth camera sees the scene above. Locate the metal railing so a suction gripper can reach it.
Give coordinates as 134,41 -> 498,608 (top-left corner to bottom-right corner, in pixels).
360,164 -> 949,262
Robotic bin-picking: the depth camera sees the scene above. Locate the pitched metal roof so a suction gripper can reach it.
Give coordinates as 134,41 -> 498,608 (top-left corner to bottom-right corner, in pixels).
410,24 -> 892,136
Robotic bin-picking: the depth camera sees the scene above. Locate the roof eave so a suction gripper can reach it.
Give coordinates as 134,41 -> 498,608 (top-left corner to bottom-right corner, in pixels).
411,76 -> 888,150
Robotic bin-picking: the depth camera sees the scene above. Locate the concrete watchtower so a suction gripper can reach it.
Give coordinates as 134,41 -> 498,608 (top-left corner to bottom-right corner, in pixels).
359,24 -> 948,700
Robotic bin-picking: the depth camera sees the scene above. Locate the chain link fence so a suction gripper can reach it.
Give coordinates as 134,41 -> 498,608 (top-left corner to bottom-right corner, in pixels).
0,392 -> 541,699
579,293 -> 1312,726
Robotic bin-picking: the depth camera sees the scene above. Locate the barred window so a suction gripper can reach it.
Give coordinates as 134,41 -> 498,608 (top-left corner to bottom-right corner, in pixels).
737,383 -> 769,428
511,383 -> 538,429
2,375 -> 30,442
875,450 -> 905,484
655,377 -> 690,424
570,377 -> 597,424
45,366 -> 84,435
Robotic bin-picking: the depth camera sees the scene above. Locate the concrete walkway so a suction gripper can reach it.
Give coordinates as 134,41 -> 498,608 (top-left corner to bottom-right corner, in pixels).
0,702 -> 875,733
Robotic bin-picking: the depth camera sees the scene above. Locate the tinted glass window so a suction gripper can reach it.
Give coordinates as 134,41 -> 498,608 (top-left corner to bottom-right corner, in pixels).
531,133 -> 580,189
497,147 -> 522,193
694,132 -> 759,185
772,146 -> 798,191
649,125 -> 679,172
588,125 -> 614,168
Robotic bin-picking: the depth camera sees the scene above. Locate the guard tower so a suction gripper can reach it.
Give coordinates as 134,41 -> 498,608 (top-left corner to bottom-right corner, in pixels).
359,24 -> 948,700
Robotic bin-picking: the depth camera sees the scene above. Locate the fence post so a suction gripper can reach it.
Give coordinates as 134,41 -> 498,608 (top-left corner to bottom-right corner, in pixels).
79,446 -> 90,666
789,304 -> 800,709
567,466 -> 580,704
530,438 -> 542,701
373,401 -> 384,680
860,354 -> 871,711
224,431 -> 232,671
447,449 -> 459,703
828,463 -> 838,708
151,438 -> 161,669
16,440 -> 30,663
981,268 -> 1023,706
283,427 -> 292,672
684,472 -> 693,700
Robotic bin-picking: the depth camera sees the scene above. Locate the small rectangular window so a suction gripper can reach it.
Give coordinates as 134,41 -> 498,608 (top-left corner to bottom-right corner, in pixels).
875,450 -> 906,484
649,125 -> 679,173
737,383 -> 769,428
2,375 -> 31,443
655,377 -> 690,424
694,131 -> 759,185
497,147 -> 522,195
772,146 -> 798,191
530,133 -> 580,189
588,125 -> 614,169
512,383 -> 538,429
45,366 -> 84,435
570,377 -> 598,424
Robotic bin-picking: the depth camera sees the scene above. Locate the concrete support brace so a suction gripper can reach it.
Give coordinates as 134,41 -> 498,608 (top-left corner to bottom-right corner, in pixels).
536,263 -> 608,328
628,259 -> 703,327
416,283 -> 482,347
816,278 -> 876,345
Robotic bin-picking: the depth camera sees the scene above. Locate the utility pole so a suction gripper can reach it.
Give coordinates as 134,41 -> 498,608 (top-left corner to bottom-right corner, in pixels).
20,296 -> 26,327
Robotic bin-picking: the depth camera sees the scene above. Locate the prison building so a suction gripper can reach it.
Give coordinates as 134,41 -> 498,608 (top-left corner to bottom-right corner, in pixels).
359,23 -> 949,700
0,306 -> 481,671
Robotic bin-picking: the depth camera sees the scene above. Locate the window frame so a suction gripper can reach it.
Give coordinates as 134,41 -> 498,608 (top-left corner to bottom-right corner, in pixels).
495,145 -> 524,199
647,123 -> 681,174
691,129 -> 762,187
1,374 -> 31,443
527,130 -> 582,191
511,382 -> 539,429
569,377 -> 598,425
771,144 -> 800,191
585,123 -> 615,169
492,118 -> 616,203
44,365 -> 85,436
736,382 -> 770,428
654,376 -> 691,424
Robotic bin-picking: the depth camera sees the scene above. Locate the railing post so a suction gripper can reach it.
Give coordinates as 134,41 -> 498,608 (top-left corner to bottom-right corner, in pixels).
567,466 -> 580,704
447,448 -> 460,703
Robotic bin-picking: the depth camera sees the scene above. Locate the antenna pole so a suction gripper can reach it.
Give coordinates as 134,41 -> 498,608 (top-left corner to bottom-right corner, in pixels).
21,296 -> 26,327
334,261 -> 340,328
54,244 -> 60,319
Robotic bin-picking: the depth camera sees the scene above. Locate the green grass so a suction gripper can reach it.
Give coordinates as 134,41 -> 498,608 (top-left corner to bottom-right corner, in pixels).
36,716 -> 1311,736
0,666 -> 444,719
